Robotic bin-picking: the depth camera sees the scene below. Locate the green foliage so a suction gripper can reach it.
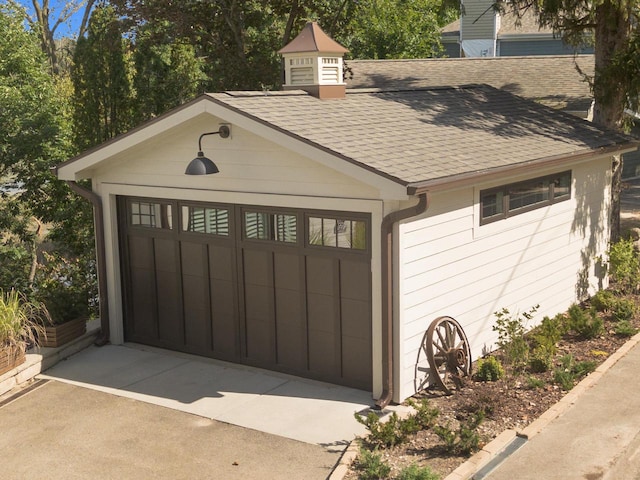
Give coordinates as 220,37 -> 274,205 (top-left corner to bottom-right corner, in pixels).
33,252 -> 94,325
526,376 -> 545,389
355,411 -> 409,448
433,411 -> 484,456
492,306 -> 538,371
529,345 -> 554,373
397,463 -> 440,480
608,238 -> 640,294
406,398 -> 440,429
615,320 -> 638,337
346,0 -> 457,59
590,289 -> 617,312
567,304 -> 604,339
0,289 -> 47,350
72,3 -> 134,150
352,447 -> 391,480
553,354 -> 597,391
475,356 -> 505,382
611,297 -> 636,322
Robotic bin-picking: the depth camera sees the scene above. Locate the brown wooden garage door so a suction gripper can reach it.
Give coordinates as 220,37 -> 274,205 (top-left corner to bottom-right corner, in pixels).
118,197 -> 372,390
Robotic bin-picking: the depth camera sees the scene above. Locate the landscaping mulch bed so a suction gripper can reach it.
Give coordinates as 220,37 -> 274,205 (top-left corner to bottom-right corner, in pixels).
344,294 -> 640,480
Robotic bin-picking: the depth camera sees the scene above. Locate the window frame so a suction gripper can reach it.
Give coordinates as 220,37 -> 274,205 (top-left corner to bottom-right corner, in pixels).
305,213 -> 370,253
479,171 -> 572,225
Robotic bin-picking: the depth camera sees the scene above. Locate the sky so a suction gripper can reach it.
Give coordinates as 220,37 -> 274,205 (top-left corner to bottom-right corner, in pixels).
14,0 -> 86,38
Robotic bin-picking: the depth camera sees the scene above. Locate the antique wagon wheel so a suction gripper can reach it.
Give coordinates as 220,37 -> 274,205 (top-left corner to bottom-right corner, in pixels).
424,316 -> 472,394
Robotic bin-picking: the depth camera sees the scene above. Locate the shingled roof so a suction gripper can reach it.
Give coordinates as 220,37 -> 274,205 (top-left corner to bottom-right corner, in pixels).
345,55 -> 594,112
208,85 -> 635,189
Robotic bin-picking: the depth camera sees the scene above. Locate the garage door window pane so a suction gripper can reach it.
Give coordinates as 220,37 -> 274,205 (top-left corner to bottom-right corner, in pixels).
308,217 -> 366,250
245,211 -> 297,243
182,206 -> 229,236
130,201 -> 172,229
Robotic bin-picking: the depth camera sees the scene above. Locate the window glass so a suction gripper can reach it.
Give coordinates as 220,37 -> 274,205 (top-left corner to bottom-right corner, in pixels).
553,172 -> 571,198
509,179 -> 549,211
308,216 -> 366,250
244,211 -> 297,243
130,201 -> 172,229
182,206 -> 229,236
481,191 -> 504,219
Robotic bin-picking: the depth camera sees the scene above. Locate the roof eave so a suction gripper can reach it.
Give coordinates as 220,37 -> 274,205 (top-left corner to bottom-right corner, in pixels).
406,142 -> 640,195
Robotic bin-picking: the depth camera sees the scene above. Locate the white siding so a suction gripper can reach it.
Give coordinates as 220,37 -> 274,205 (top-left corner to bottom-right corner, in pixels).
395,159 -> 612,401
461,0 -> 497,40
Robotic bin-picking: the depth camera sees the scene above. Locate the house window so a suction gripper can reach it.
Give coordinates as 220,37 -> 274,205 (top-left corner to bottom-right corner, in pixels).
480,171 -> 572,225
130,201 -> 173,229
308,216 -> 367,250
181,206 -> 229,236
244,211 -> 297,243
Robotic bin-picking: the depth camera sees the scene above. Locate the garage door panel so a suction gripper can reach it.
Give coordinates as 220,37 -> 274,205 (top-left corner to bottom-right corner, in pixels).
129,267 -> 156,338
308,331 -> 339,377
128,236 -> 154,269
306,256 -> 336,295
342,336 -> 372,389
156,272 -> 183,343
275,288 -> 305,369
182,273 -> 210,351
274,253 -> 301,291
243,249 -> 272,287
181,242 -> 207,277
210,279 -> 238,358
340,260 -> 370,301
244,283 -> 275,363
209,245 -> 234,281
307,293 -> 338,334
341,298 -> 371,339
154,239 -> 178,273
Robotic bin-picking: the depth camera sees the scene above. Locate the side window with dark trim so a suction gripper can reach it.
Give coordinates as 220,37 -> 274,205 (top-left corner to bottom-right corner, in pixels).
308,216 -> 367,250
480,171 -> 571,225
243,211 -> 297,243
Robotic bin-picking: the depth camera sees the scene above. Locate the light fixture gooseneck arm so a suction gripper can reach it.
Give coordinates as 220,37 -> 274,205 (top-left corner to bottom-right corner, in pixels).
198,125 -> 231,154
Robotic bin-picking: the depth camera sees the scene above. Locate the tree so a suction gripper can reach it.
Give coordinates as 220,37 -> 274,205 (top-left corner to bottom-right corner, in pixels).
71,2 -> 133,150
500,0 -> 640,241
345,0 -> 458,59
7,0 -> 96,74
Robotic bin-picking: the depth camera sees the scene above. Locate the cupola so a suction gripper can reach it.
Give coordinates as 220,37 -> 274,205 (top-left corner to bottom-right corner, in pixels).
278,22 -> 348,99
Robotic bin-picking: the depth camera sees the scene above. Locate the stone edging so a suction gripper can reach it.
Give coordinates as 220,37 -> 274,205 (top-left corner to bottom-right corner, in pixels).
329,331 -> 640,480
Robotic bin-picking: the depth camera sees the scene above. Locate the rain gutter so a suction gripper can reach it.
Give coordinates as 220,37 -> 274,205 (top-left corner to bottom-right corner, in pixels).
64,180 -> 110,346
376,192 -> 429,409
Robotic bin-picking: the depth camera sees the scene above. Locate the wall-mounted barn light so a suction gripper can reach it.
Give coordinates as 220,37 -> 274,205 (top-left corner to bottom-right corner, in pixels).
185,125 -> 231,175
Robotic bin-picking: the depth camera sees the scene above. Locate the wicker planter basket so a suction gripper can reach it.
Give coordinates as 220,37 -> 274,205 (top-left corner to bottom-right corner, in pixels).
0,346 -> 26,377
41,317 -> 87,348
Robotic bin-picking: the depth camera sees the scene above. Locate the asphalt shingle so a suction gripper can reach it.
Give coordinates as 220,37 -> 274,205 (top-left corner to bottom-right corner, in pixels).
208,85 -> 634,188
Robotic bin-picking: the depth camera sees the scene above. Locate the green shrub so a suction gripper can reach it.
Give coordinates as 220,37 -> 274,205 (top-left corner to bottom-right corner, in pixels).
492,306 -> 538,370
355,411 -> 408,448
590,289 -> 616,312
553,354 -> 597,390
567,304 -> 604,339
611,298 -> 636,322
526,376 -> 545,389
433,411 -> 484,456
475,356 -> 505,381
397,463 -> 440,480
529,345 -> 554,373
406,398 -> 440,429
532,314 -> 567,354
615,320 -> 638,337
352,448 -> 391,480
608,238 -> 640,294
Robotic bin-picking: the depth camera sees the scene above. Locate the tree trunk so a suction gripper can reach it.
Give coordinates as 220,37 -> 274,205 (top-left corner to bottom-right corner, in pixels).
591,0 -> 631,243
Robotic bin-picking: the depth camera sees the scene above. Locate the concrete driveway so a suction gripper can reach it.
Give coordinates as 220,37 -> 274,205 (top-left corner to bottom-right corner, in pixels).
37,344 -> 371,448
0,380 -> 341,480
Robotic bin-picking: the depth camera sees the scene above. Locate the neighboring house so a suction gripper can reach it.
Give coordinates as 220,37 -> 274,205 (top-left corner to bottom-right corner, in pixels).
441,0 -> 593,58
56,23 -> 638,405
